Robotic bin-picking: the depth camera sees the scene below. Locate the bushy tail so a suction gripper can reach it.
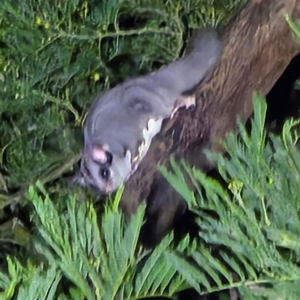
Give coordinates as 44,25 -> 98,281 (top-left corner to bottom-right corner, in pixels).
152,27 -> 222,95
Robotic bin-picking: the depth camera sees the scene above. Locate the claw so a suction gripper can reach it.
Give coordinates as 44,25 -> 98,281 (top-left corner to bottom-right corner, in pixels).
171,94 -> 196,119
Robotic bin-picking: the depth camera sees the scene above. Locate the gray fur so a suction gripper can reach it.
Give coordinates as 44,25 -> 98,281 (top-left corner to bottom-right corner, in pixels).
80,27 -> 223,194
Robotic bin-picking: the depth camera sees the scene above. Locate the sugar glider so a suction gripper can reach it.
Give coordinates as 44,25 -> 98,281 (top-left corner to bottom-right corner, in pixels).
78,27 -> 223,194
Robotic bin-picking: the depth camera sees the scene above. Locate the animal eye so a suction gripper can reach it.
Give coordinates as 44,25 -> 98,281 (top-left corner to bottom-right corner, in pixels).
100,167 -> 110,180
105,151 -> 113,164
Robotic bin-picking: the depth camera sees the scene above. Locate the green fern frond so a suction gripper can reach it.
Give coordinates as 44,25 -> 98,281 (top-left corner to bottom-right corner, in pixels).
0,182 -> 188,300
3,95 -> 300,299
161,94 -> 300,297
0,257 -> 62,300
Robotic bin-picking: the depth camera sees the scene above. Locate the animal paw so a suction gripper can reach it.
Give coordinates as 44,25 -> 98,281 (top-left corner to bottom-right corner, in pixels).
170,94 -> 196,119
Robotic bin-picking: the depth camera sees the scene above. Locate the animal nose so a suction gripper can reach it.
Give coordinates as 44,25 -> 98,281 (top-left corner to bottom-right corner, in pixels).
105,184 -> 114,194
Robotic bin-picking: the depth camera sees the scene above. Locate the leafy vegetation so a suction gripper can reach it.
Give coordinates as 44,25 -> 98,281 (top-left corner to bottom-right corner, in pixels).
0,1 -> 246,297
2,89 -> 300,299
0,0 -> 245,194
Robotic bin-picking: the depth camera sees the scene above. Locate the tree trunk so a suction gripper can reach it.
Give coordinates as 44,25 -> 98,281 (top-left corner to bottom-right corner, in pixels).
120,0 -> 300,244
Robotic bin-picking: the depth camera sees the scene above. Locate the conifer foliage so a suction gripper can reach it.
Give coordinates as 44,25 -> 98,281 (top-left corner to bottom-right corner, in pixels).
2,89 -> 300,300
0,0 -> 245,191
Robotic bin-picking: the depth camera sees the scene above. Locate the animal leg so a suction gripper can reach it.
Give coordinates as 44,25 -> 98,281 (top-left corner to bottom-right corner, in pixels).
170,94 -> 196,119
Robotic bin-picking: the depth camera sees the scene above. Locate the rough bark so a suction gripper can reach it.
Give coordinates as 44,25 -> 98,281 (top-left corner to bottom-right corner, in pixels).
120,0 -> 300,243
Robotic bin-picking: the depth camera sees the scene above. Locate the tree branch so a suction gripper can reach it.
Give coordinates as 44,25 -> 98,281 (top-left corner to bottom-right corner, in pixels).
120,0 -> 300,242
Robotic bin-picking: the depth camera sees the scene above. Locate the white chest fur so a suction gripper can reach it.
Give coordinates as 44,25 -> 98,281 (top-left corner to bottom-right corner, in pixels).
131,117 -> 163,174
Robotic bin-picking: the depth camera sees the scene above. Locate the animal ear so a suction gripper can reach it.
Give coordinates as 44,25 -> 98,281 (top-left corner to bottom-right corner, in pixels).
92,145 -> 108,163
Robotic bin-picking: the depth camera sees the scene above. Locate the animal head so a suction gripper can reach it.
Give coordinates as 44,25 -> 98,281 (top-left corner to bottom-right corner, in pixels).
80,144 -> 133,194
79,116 -> 164,194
